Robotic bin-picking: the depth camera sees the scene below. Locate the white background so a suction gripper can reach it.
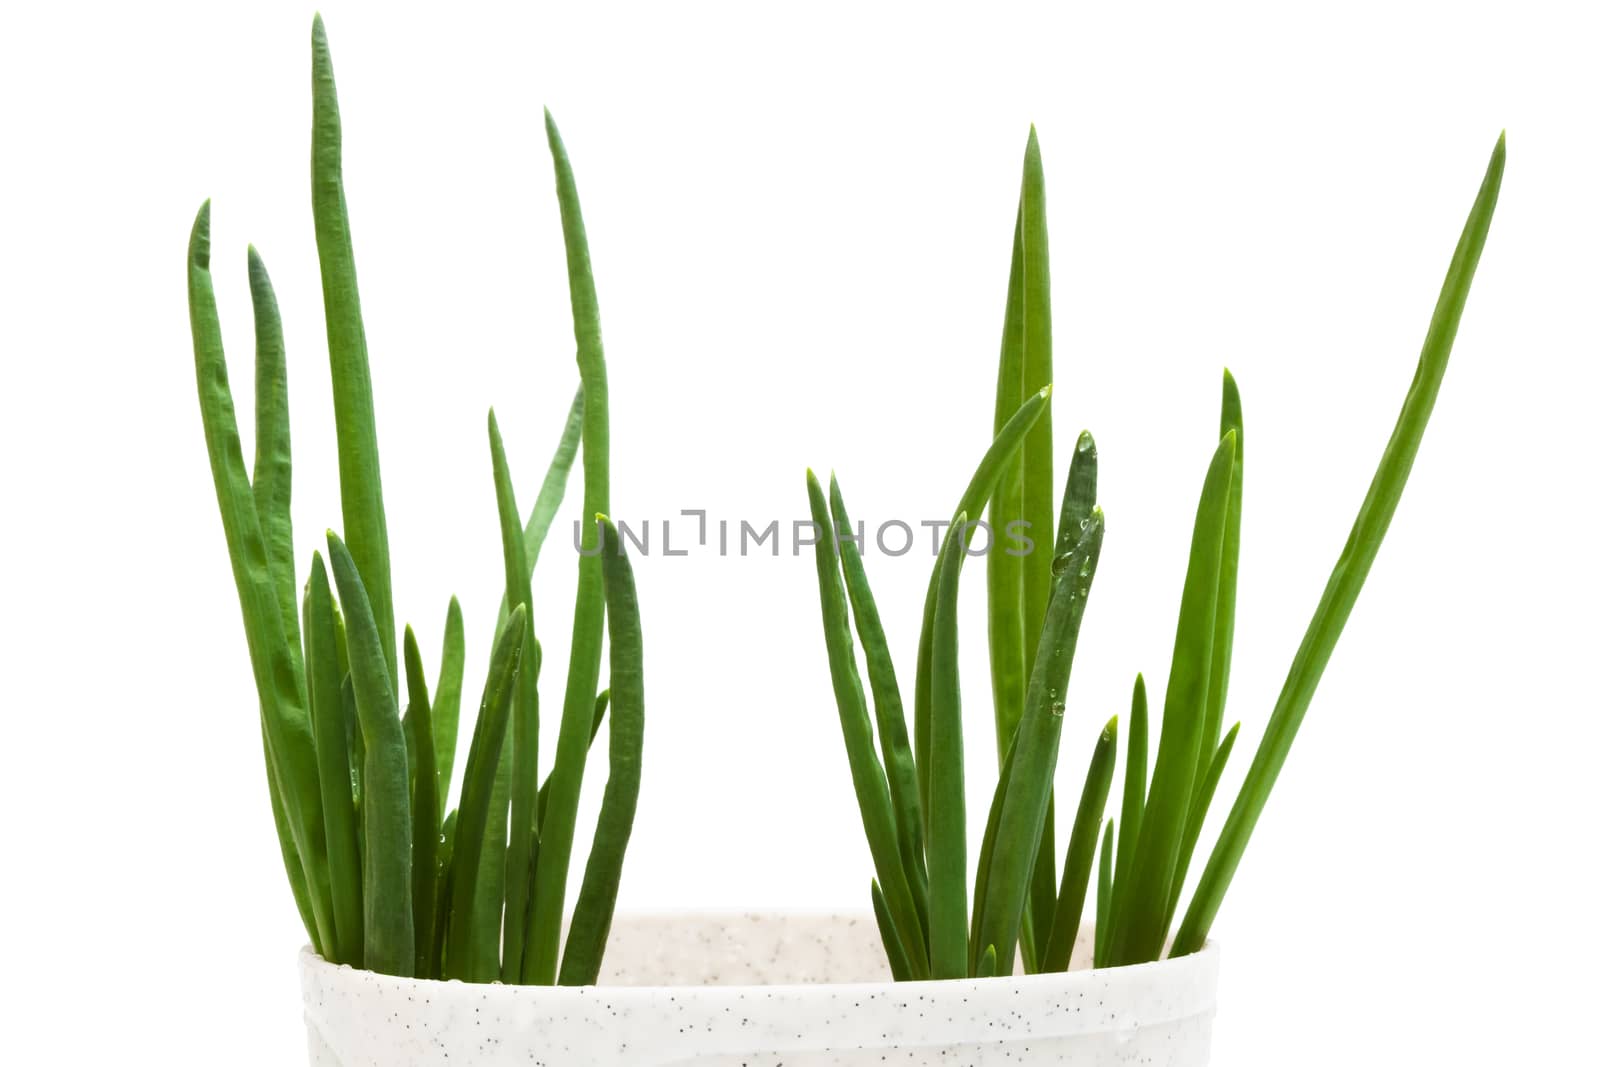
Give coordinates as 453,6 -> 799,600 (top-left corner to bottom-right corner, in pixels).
2,1 -> 1596,1063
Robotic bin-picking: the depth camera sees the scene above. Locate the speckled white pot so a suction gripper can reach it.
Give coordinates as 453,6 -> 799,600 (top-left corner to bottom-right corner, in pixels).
299,912 -> 1219,1065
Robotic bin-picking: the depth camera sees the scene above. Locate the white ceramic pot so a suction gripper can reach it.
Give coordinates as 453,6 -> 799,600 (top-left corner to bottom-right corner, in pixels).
299,913 -> 1219,1065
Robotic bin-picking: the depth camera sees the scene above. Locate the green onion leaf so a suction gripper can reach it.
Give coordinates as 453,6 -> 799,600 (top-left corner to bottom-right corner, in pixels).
489,411 -> 541,983
1107,674 -> 1148,956
560,517 -> 646,986
1041,716 -> 1117,972
830,474 -> 928,939
916,384 -> 1052,821
247,246 -> 300,664
1174,133 -> 1506,957
1166,722 -> 1239,932
525,109 -> 612,987
871,880 -> 914,982
971,507 -> 1104,976
1109,433 -> 1235,966
326,531 -> 414,976
307,553 -> 363,966
311,16 -> 395,684
402,626 -> 441,977
432,597 -> 466,811
444,605 -> 527,980
1095,818 -> 1114,968
188,200 -> 334,952
927,512 -> 971,980
806,469 -> 930,979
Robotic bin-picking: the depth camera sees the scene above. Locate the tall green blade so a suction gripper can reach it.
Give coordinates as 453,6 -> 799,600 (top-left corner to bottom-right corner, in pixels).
403,627 -> 441,978
432,597 -> 466,808
1094,819 -> 1115,968
526,109 -> 612,986
188,200 -> 333,951
538,690 -> 610,825
1174,134 -> 1506,957
1109,433 -> 1235,966
968,725 -> 1016,974
1166,722 -> 1239,932
1107,674 -> 1148,954
444,606 -> 527,980
915,385 -> 1051,821
469,732 -> 513,980
264,753 -> 320,952
495,385 -> 586,636
1199,371 -> 1243,764
327,532 -> 414,976
311,16 -> 394,684
988,128 -> 1055,760
987,133 -> 1054,968
247,246 -> 300,664
871,881 -> 913,982
250,241 -> 315,953
987,209 -> 1029,782
1015,127 -> 1056,751
525,385 -> 585,569
307,553 -> 363,966
489,411 -> 541,983
559,517 -> 646,986
830,475 -> 927,933
1041,716 -> 1117,972
971,508 -> 1104,976
1027,429 -> 1099,966
432,808 -> 458,978
927,512 -> 970,980
806,470 -> 930,979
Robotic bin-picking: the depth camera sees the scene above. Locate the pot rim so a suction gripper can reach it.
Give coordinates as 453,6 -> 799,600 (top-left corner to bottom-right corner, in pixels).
298,908 -> 1218,999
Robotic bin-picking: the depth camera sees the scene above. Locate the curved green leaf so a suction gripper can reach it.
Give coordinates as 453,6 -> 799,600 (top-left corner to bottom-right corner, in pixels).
560,517 -> 645,986
1175,134 -> 1506,956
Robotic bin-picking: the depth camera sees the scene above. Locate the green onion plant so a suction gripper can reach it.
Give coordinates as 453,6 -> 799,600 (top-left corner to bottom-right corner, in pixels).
189,16 -> 644,984
807,129 -> 1504,979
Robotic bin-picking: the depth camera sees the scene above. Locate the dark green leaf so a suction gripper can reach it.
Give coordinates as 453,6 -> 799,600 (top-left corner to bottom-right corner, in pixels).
432,597 -> 466,809
1040,716 -> 1117,972
327,531 -> 413,976
1107,674 -> 1147,956
247,246 -> 299,665
971,508 -> 1104,976
1109,434 -> 1235,966
871,880 -> 913,982
1095,819 -> 1114,969
830,474 -> 927,940
806,470 -> 929,979
188,200 -> 333,951
311,15 -> 395,684
560,517 -> 646,986
403,627 -> 441,978
526,109 -> 613,987
927,512 -> 970,980
307,553 -> 363,966
1166,722 -> 1239,933
443,606 -> 527,980
489,411 -> 540,983
917,384 -> 1051,820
